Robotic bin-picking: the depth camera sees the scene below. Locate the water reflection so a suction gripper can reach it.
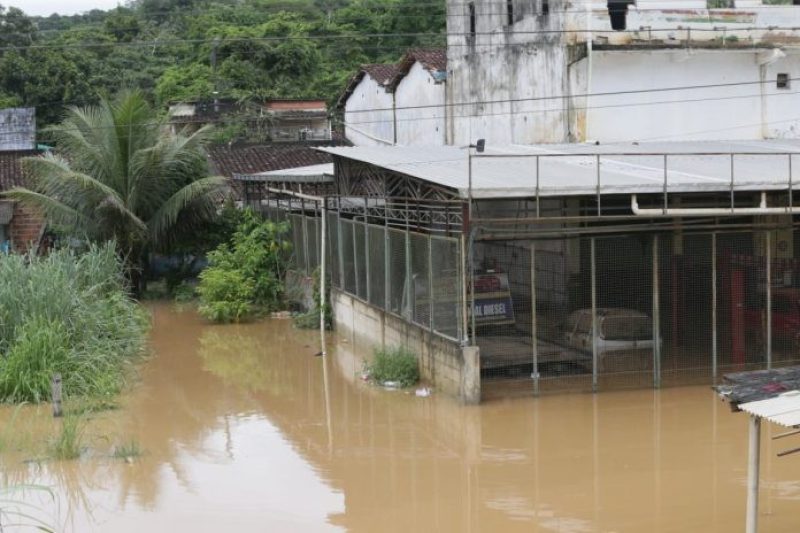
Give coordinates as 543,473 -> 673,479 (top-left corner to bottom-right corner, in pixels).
1,303 -> 800,532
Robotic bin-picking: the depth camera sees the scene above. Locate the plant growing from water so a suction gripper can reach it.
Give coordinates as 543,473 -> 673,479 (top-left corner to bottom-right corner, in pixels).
198,210 -> 292,323
112,438 -> 143,461
0,485 -> 56,532
367,346 -> 420,388
48,415 -> 84,461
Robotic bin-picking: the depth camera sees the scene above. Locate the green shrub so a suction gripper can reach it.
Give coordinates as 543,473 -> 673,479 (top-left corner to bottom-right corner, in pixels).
0,244 -> 149,404
367,346 -> 420,388
197,268 -> 254,323
197,210 -> 291,322
172,281 -> 197,303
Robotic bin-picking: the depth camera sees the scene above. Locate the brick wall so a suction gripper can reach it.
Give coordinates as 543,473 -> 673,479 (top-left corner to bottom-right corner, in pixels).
9,202 -> 44,252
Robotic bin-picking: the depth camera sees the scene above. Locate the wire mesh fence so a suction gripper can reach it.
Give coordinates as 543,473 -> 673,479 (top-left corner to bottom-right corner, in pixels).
367,225 -> 386,309
477,227 -> 800,395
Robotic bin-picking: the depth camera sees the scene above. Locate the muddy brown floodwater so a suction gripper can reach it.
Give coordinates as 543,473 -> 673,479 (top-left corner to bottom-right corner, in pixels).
2,303 -> 800,532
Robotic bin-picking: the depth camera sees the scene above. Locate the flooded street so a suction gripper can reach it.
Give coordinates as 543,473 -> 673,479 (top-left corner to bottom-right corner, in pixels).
2,303 -> 800,532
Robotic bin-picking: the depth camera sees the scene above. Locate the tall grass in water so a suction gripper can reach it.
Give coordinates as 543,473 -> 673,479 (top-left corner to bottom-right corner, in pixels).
48,415 -> 84,460
0,244 -> 149,403
0,485 -> 56,532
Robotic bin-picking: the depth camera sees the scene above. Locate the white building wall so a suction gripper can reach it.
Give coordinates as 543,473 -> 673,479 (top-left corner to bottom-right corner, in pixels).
343,76 -> 395,146
577,49 -> 800,143
395,62 -> 447,146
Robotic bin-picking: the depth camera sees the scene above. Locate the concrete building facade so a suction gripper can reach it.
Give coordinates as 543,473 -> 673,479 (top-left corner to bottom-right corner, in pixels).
446,0 -> 800,145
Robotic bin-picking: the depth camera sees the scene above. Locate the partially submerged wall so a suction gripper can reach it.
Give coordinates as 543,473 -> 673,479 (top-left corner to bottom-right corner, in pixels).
332,288 -> 480,404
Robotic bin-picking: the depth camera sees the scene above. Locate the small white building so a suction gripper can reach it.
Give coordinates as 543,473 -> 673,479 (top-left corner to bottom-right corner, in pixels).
338,50 -> 448,147
338,64 -> 400,146
446,0 -> 800,145
391,49 -> 449,146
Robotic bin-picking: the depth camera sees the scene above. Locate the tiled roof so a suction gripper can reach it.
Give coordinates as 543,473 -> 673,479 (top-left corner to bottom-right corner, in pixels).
0,150 -> 38,192
206,142 -> 339,179
387,48 -> 447,90
336,63 -> 402,109
362,64 -> 402,87
406,48 -> 447,72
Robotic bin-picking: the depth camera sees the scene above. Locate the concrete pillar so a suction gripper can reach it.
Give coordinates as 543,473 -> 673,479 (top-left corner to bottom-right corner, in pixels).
461,346 -> 481,404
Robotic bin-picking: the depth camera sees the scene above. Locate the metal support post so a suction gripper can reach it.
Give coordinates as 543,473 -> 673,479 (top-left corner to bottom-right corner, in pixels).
746,415 -> 761,533
405,212 -> 413,322
461,233 -> 469,344
591,238 -> 598,392
712,232 -> 718,380
595,154 -> 602,216
364,199 -> 371,304
766,230 -> 772,369
353,217 -> 360,298
320,198 -> 327,353
302,198 -> 310,275
428,236 -> 435,331
336,204 -> 345,289
384,211 -> 390,312
653,235 -> 661,389
531,244 -> 539,395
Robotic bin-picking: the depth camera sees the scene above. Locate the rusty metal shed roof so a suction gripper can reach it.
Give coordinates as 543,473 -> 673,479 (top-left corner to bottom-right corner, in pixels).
318,141 -> 800,199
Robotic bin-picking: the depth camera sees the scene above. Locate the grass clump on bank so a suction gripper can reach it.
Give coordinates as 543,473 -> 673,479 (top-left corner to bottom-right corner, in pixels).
0,244 -> 149,404
367,346 -> 420,388
198,210 -> 291,323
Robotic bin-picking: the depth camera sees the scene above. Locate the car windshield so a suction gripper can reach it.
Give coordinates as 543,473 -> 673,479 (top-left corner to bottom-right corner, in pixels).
601,316 -> 652,341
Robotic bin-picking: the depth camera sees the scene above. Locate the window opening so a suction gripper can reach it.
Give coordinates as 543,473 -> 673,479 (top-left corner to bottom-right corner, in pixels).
778,73 -> 790,89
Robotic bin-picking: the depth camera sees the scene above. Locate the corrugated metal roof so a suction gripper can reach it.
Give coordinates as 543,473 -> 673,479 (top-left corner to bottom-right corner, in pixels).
739,391 -> 800,428
318,141 -> 800,199
235,163 -> 334,183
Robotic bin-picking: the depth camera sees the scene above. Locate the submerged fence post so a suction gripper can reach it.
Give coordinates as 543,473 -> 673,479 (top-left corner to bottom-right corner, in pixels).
337,203 -> 344,289
712,232 -> 718,381
364,198 -> 371,304
653,235 -> 661,389
51,373 -> 62,418
746,415 -> 762,533
531,244 -> 539,396
766,230 -> 772,370
591,238 -> 598,392
320,198 -> 327,354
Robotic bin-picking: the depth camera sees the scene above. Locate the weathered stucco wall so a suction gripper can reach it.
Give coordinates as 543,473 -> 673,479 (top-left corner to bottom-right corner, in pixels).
332,288 -> 480,404
446,0 -> 573,145
343,75 -> 395,146
395,62 -> 447,146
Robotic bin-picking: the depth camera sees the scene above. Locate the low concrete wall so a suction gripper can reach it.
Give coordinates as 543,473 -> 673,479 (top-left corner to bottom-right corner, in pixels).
332,288 -> 481,404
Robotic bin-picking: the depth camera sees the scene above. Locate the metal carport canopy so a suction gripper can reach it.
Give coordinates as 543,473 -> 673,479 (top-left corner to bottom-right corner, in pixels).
233,163 -> 334,183
317,141 -> 800,199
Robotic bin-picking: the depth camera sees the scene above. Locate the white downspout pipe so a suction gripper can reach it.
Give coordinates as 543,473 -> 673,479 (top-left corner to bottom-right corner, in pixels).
746,415 -> 761,533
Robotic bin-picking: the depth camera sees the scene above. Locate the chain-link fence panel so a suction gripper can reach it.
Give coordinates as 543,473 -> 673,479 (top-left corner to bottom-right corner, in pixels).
327,212 -> 340,289
772,227 -> 800,367
353,222 -> 367,300
387,229 -> 408,318
594,235 -> 655,390
409,232 -> 431,328
659,233 -> 714,386
306,216 -> 319,274
716,232 -> 768,374
367,225 -> 386,309
431,236 -> 462,340
290,214 -> 306,274
340,219 -> 356,294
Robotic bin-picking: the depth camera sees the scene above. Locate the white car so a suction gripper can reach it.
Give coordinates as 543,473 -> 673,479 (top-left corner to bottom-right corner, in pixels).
561,308 -> 655,373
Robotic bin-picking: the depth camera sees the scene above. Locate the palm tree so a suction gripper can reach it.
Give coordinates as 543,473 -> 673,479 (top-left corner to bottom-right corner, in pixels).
4,90 -> 229,294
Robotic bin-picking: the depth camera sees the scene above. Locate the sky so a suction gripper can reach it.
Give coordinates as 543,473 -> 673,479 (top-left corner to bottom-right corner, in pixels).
5,1 -> 123,17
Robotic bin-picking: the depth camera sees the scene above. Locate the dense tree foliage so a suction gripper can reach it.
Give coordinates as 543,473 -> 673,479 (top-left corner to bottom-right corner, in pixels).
0,0 -> 446,130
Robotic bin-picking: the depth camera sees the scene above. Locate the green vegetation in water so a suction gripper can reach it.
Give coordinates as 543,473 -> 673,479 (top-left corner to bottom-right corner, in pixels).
198,210 -> 292,323
48,415 -> 84,461
0,485 -> 56,532
367,346 -> 420,388
0,244 -> 149,404
293,268 -> 333,330
112,438 -> 143,461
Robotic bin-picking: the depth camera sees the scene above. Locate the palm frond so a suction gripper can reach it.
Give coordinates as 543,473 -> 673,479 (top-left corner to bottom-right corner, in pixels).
147,176 -> 229,246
